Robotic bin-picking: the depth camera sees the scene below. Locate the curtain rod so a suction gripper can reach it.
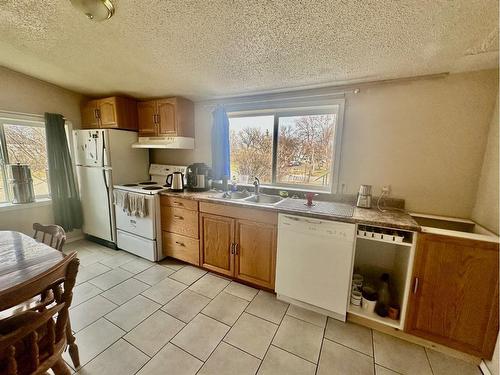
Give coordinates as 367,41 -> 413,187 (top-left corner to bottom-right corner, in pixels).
201,72 -> 449,108
0,110 -> 67,121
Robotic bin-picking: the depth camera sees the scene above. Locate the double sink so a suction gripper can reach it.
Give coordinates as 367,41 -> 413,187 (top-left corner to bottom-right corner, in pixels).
209,191 -> 284,206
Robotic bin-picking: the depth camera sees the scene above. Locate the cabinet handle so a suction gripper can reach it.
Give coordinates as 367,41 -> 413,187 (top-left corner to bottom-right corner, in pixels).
413,277 -> 419,294
175,241 -> 185,247
172,202 -> 183,206
230,243 -> 235,254
173,215 -> 184,220
95,109 -> 101,119
234,243 -> 239,255
94,109 -> 98,119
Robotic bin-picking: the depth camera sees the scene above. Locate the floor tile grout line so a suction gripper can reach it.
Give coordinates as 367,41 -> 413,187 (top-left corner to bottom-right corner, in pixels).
371,327 -> 376,375
255,300 -> 290,374
285,310 -> 327,329
424,346 -> 436,375
376,364 -> 404,375
315,317 -> 328,375
71,317 -> 127,371
322,337 -> 374,359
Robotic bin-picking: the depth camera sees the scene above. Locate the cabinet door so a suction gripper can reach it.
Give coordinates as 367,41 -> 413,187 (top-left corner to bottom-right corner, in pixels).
98,98 -> 118,128
234,219 -> 276,289
405,233 -> 499,359
81,100 -> 99,129
200,213 -> 234,276
157,99 -> 176,135
137,101 -> 157,136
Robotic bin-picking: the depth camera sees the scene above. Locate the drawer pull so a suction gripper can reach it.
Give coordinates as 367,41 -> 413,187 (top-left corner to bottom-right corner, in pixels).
173,215 -> 184,220
413,277 -> 419,294
175,241 -> 185,247
173,201 -> 184,206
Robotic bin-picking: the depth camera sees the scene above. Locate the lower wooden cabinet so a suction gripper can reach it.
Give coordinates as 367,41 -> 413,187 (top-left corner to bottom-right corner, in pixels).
234,219 -> 276,289
200,213 -> 235,276
199,210 -> 277,289
405,233 -> 499,359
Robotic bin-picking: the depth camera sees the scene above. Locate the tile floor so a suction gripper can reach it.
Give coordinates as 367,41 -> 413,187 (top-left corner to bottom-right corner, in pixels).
62,240 -> 481,375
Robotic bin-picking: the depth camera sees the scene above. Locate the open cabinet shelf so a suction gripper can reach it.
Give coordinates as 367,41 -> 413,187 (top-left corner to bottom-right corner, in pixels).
348,224 -> 417,330
348,304 -> 401,329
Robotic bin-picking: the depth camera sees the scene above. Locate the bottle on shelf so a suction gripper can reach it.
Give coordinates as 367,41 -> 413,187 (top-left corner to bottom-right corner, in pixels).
375,273 -> 391,317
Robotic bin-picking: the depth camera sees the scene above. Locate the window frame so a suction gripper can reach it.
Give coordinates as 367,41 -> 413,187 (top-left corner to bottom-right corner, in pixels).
228,100 -> 345,193
0,114 -> 50,203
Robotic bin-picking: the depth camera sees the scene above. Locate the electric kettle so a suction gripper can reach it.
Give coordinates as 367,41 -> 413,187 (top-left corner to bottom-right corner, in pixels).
166,172 -> 185,192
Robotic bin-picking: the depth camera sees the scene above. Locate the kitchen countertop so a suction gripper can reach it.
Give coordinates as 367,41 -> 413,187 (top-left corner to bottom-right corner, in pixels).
159,190 -> 421,232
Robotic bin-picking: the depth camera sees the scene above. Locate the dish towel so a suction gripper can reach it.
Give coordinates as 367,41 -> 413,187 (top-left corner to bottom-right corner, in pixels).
113,190 -> 130,214
128,193 -> 147,218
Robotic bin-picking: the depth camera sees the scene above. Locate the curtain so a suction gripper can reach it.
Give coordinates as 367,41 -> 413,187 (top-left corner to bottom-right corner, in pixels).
211,105 -> 231,181
44,113 -> 83,231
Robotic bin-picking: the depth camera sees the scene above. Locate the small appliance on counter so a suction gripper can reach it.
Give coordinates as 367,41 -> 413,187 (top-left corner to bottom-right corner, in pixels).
166,171 -> 185,192
6,163 -> 35,204
186,163 -> 212,191
356,184 -> 372,208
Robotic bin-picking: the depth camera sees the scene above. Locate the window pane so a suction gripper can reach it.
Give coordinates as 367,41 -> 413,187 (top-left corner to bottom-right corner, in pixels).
4,124 -> 49,197
0,170 -> 6,203
229,115 -> 274,184
277,114 -> 336,188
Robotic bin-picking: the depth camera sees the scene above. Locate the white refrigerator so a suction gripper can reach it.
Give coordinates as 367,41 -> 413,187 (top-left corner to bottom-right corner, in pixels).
73,129 -> 149,244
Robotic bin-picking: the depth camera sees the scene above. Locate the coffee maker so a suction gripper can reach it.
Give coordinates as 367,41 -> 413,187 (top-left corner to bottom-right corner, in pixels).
356,184 -> 372,208
186,163 -> 212,191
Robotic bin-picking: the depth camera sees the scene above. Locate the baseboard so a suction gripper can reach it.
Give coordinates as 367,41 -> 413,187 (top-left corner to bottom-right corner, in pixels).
66,235 -> 84,243
480,361 -> 492,375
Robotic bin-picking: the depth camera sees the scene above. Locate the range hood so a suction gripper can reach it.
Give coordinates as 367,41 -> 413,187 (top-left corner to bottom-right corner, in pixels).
132,136 -> 195,149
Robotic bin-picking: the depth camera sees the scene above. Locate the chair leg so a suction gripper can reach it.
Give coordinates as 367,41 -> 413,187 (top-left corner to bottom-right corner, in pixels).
51,358 -> 71,375
66,322 -> 80,368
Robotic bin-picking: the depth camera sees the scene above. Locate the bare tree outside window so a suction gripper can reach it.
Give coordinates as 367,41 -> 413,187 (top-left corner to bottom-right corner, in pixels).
4,124 -> 49,197
229,115 -> 274,184
228,112 -> 336,189
277,114 -> 336,186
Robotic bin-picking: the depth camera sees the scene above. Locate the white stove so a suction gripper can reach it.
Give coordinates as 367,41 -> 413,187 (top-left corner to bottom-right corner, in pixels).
113,164 -> 187,261
114,164 -> 187,194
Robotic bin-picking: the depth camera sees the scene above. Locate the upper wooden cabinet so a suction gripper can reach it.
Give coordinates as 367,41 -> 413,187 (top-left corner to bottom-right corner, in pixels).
81,96 -> 138,130
199,203 -> 278,289
137,97 -> 194,137
405,233 -> 499,359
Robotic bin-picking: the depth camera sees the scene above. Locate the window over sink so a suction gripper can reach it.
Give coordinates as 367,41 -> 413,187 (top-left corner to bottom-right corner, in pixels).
228,102 -> 344,192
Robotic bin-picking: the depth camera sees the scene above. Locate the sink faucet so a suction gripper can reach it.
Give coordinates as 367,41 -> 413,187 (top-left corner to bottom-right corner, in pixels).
253,177 -> 260,195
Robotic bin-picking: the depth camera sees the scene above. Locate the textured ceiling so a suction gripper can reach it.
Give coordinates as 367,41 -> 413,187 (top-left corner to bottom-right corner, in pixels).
0,0 -> 498,100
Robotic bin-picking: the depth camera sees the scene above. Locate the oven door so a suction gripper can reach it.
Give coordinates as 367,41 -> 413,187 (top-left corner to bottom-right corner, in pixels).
114,194 -> 156,240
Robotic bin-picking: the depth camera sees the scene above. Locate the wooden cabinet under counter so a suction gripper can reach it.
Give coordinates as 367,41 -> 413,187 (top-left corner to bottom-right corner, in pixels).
162,231 -> 199,266
199,202 -> 277,289
405,233 -> 499,359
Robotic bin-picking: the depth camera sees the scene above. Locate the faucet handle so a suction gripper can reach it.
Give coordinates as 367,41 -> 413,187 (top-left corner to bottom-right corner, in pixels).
253,177 -> 260,185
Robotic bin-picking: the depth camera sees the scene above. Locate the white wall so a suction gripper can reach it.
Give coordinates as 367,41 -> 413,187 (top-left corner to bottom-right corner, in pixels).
152,69 -> 498,218
472,97 -> 499,234
0,67 -> 85,236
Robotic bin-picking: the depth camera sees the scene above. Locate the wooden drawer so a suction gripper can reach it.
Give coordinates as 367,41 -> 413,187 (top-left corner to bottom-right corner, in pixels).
160,196 -> 198,211
162,231 -> 200,266
161,206 -> 199,238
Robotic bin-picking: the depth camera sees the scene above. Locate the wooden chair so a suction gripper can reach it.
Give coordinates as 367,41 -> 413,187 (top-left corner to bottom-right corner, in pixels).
0,252 -> 79,375
30,223 -> 79,368
33,224 -> 66,252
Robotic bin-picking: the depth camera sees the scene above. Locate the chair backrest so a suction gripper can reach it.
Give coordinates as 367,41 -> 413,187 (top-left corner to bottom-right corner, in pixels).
0,252 -> 79,375
33,223 -> 66,251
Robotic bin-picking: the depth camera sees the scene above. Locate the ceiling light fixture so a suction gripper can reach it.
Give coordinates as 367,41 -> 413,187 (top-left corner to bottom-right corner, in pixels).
70,0 -> 115,21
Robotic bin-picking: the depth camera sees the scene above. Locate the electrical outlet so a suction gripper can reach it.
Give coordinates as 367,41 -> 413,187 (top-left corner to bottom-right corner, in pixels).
382,185 -> 391,194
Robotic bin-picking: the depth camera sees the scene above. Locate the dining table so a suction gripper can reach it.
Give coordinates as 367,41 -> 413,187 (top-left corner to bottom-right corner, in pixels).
0,230 -> 80,368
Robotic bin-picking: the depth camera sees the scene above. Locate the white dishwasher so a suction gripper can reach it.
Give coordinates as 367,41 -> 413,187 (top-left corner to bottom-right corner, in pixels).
275,213 -> 356,321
